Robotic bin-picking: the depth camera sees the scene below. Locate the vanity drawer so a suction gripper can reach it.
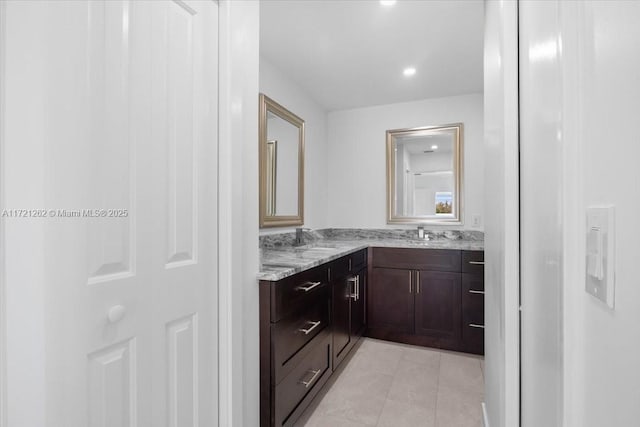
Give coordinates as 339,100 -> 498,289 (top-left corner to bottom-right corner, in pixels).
271,265 -> 329,322
274,335 -> 332,427
462,271 -> 484,292
372,247 -> 461,272
462,250 -> 484,274
272,296 -> 330,383
462,272 -> 484,355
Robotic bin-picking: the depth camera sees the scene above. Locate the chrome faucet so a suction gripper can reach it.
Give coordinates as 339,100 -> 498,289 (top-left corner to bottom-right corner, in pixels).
417,226 -> 430,241
295,227 -> 310,246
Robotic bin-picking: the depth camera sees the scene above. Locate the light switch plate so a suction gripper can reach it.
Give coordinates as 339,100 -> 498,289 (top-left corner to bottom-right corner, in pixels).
585,206 -> 615,308
471,214 -> 482,228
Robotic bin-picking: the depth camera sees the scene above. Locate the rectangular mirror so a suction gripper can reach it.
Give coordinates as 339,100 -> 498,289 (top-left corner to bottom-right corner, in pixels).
259,94 -> 305,228
386,123 -> 463,224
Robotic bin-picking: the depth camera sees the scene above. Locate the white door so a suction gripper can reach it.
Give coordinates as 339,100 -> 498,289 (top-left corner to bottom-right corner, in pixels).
2,1 -> 218,426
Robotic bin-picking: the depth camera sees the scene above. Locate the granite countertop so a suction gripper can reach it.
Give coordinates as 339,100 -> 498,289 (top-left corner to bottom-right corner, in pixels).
259,229 -> 484,281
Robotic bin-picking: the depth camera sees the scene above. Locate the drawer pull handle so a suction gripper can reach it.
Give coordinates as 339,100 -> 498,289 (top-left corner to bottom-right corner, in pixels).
348,276 -> 358,300
469,290 -> 485,295
299,368 -> 322,388
469,323 -> 485,329
468,261 -> 485,265
296,281 -> 322,292
298,320 -> 321,335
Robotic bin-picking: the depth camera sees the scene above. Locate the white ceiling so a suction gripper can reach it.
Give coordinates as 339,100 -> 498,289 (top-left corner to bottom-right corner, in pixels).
260,0 -> 484,111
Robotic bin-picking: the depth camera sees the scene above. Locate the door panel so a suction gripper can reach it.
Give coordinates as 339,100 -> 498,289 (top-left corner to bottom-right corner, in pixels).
368,268 -> 413,333
166,315 -> 197,427
332,276 -> 351,363
86,0 -> 136,284
88,339 -> 137,427
161,0 -> 198,267
414,271 -> 461,340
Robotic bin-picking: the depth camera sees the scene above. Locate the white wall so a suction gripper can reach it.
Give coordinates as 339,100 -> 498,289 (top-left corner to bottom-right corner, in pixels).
259,57 -> 328,233
327,94 -> 484,229
483,1 -> 519,426
518,2 -> 640,426
561,2 -> 640,426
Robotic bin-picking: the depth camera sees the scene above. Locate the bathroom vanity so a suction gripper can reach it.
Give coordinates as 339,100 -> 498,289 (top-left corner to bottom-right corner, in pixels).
368,247 -> 484,355
258,232 -> 484,427
259,248 -> 368,427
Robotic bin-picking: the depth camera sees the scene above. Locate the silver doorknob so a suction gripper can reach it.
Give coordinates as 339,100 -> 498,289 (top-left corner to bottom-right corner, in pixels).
107,305 -> 126,323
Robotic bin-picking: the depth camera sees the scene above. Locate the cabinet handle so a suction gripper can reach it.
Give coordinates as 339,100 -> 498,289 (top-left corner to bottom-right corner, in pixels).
298,320 -> 321,335
468,261 -> 485,265
348,258 -> 352,271
416,271 -> 420,294
469,290 -> 485,295
299,368 -> 322,388
409,271 -> 412,293
348,276 -> 358,300
469,323 -> 485,329
295,281 -> 322,292
356,275 -> 360,301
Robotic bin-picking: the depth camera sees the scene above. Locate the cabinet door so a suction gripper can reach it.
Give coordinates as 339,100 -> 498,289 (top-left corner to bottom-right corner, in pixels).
350,268 -> 367,338
414,271 -> 462,340
368,268 -> 414,333
332,275 -> 351,364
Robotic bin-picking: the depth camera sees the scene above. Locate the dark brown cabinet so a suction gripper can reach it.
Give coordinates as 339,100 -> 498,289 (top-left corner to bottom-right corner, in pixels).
260,265 -> 333,427
414,270 -> 462,341
330,249 -> 367,370
260,249 -> 368,427
368,248 -> 484,355
332,273 -> 351,364
350,267 -> 367,338
461,251 -> 484,354
368,267 -> 413,333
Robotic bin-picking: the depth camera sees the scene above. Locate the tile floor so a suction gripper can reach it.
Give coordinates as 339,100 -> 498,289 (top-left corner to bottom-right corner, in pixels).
297,338 -> 484,427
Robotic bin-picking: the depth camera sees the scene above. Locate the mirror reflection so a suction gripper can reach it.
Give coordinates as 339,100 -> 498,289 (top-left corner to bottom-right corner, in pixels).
259,94 -> 305,227
387,124 -> 462,224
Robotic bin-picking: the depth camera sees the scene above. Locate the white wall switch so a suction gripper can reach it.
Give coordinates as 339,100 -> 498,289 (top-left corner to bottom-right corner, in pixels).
586,206 -> 615,308
471,214 -> 482,227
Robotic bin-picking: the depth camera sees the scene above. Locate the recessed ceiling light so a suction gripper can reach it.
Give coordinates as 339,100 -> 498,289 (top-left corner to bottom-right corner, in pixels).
431,145 -> 438,150
403,67 -> 416,77
380,0 -> 397,6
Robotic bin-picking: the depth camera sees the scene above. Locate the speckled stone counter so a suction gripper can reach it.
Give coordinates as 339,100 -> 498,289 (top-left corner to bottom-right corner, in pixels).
258,229 -> 484,281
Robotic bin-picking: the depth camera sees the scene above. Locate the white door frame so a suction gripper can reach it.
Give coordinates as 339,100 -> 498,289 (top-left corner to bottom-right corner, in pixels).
483,1 -> 520,426
217,1 -> 260,426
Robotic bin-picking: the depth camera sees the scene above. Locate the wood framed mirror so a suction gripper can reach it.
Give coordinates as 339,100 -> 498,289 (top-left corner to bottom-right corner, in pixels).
386,123 -> 463,224
259,94 -> 305,228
